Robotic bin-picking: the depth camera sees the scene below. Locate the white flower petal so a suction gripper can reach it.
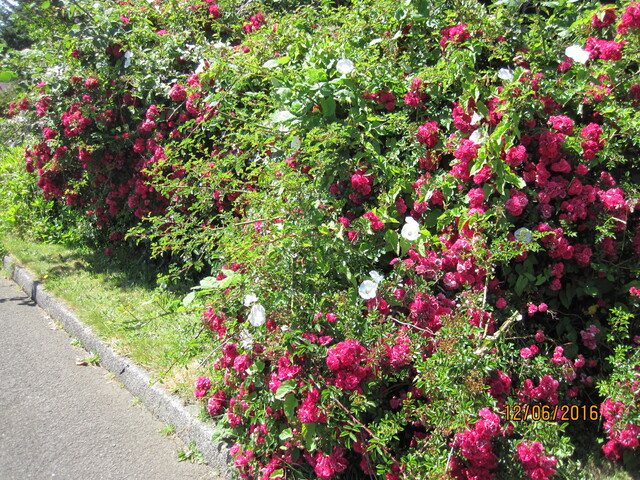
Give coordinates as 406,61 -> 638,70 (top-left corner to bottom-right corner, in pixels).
565,45 -> 590,64
240,329 -> 253,349
336,58 -> 354,75
244,293 -> 258,306
497,68 -> 513,80
514,227 -> 533,243
358,280 -> 377,299
248,303 -> 266,327
369,271 -> 384,284
469,129 -> 485,145
400,217 -> 420,241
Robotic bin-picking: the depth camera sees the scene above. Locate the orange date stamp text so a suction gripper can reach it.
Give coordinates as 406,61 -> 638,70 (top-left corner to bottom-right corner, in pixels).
503,404 -> 600,422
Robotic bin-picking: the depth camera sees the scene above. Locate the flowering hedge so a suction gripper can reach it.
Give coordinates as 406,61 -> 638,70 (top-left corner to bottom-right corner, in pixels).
5,0 -> 640,478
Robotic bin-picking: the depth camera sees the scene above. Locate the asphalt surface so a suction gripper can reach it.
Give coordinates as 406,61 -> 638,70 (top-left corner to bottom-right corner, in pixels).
0,275 -> 218,480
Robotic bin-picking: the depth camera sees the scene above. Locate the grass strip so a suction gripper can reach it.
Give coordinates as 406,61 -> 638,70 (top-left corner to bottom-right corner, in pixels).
0,233 -> 213,401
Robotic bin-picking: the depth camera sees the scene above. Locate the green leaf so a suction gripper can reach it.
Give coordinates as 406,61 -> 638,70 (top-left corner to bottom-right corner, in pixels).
422,209 -> 440,230
476,100 -> 489,118
307,68 -> 326,83
583,281 -> 600,297
411,0 -> 431,16
515,275 -> 528,296
283,393 -> 298,420
279,428 -> 293,441
318,97 -> 336,118
384,229 -> 400,254
262,59 -> 280,69
339,265 -> 357,288
275,379 -> 296,400
535,275 -> 548,286
199,276 -> 218,288
394,7 -> 407,21
0,70 -> 16,82
182,291 -> 196,306
303,422 -> 317,451
366,138 -> 381,155
271,110 -> 296,123
195,270 -> 243,290
506,172 -> 526,189
563,343 -> 578,358
558,289 -> 574,309
470,161 -> 486,176
247,359 -> 265,375
274,88 -> 292,101
556,317 -> 570,336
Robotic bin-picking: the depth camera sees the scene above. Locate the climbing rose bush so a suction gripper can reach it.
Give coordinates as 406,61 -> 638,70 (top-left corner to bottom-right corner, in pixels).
7,0 -> 640,478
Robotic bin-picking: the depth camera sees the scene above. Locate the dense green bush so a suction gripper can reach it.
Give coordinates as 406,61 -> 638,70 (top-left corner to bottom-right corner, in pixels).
3,0 -> 640,478
0,141 -> 90,243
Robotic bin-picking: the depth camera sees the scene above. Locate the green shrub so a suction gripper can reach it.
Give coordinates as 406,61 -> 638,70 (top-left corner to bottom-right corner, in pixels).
4,0 -> 640,478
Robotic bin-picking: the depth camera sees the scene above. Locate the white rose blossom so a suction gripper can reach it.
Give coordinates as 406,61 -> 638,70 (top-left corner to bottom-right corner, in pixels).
240,329 -> 253,349
247,303 -> 266,327
124,51 -> 132,68
497,68 -> 513,80
400,217 -> 420,241
469,129 -> 486,145
358,280 -> 378,300
336,58 -> 355,75
243,293 -> 258,306
369,271 -> 384,284
565,45 -> 590,64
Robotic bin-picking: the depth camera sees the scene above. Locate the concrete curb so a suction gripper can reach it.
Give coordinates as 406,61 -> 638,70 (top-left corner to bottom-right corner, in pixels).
2,254 -> 232,479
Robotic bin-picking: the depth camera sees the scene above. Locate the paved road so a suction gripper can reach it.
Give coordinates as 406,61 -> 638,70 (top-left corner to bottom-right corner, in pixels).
0,275 -> 218,480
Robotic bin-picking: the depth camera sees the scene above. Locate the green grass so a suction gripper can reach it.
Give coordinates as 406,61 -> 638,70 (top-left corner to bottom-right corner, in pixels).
77,351 -> 101,366
177,441 -> 205,464
0,233 -> 215,400
159,424 -> 177,436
